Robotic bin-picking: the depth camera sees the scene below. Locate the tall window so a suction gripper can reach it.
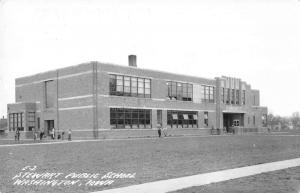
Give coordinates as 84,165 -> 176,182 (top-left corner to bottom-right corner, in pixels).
221,88 -> 225,103
110,108 -> 151,129
187,84 -> 193,101
167,110 -> 198,128
109,75 -> 117,95
116,75 -> 124,95
157,110 -> 162,127
138,78 -> 144,97
204,111 -> 208,127
13,114 -> 17,130
171,82 -> 177,99
28,112 -> 35,131
226,88 -> 230,104
262,114 -> 267,127
205,86 -> 209,101
109,74 -> 151,98
37,117 -> 40,129
177,83 -> 182,100
182,83 -> 187,101
167,81 -> 193,101
167,82 -> 172,99
236,90 -> 240,105
201,85 -> 215,103
45,80 -> 55,108
231,89 -> 235,104
131,77 -> 138,97
9,113 -> 24,131
144,79 -> 151,98
9,114 -> 13,131
242,90 -> 246,105
253,116 -> 256,125
124,76 -> 131,96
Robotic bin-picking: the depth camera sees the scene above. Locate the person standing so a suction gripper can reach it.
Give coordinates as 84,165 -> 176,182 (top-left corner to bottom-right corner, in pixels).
157,127 -> 161,138
15,129 -> 18,141
33,131 -> 37,141
162,127 -> 168,137
52,128 -> 55,140
39,131 -> 43,140
68,129 -> 72,141
16,128 -> 20,141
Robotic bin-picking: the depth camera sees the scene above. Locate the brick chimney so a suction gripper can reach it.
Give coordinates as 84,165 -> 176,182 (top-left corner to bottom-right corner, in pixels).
128,55 -> 137,67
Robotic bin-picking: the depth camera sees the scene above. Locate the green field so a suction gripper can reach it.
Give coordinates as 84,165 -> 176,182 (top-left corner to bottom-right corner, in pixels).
1,134 -> 300,193
171,166 -> 300,193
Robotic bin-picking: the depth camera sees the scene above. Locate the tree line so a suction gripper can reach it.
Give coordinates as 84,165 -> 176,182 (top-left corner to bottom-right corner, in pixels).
268,112 -> 300,130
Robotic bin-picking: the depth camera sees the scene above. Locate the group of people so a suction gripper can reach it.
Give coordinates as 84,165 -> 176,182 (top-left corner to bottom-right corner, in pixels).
47,128 -> 72,141
16,128 -> 72,141
17,126 -> 168,140
157,127 -> 168,138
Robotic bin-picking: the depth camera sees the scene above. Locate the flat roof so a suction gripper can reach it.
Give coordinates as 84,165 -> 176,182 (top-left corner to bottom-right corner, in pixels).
16,61 -> 216,85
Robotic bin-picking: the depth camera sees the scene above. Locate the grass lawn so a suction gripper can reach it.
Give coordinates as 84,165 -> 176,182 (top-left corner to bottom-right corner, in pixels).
0,135 -> 300,193
171,166 -> 300,193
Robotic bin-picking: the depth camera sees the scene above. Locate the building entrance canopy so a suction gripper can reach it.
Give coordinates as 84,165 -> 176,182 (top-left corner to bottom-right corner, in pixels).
222,110 -> 246,114
223,112 -> 245,131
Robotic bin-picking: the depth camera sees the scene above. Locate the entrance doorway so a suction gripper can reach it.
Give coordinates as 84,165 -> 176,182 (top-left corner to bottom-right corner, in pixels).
223,113 -> 244,133
45,120 -> 54,136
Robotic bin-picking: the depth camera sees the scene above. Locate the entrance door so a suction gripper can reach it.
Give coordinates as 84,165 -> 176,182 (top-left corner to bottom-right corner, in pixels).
223,113 -> 232,131
223,113 -> 244,133
45,120 -> 54,135
233,119 -> 240,126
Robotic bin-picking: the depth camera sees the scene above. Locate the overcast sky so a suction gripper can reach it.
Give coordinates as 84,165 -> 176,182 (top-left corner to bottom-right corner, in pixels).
0,0 -> 300,117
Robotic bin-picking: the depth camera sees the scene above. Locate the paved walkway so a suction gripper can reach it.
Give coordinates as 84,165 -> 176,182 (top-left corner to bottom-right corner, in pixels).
92,157 -> 300,193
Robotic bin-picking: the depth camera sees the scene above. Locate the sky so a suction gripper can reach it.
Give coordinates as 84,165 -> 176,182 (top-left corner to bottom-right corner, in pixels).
0,0 -> 300,117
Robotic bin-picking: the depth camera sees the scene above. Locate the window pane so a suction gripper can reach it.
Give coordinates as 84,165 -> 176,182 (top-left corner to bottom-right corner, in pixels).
109,75 -> 116,94
138,78 -> 144,97
171,82 -> 177,97
167,111 -> 197,128
138,78 -> 144,87
117,85 -> 123,92
138,87 -> 144,94
201,86 -> 205,100
117,76 -> 123,84
182,83 -> 188,97
204,112 -> 208,119
131,77 -> 137,95
172,114 -> 178,120
177,83 -> 182,100
145,79 -> 150,88
139,110 -> 145,119
167,82 -> 172,98
124,76 -> 130,86
183,114 -> 188,120
145,88 -> 150,94
45,80 -> 55,108
109,74 -> 151,98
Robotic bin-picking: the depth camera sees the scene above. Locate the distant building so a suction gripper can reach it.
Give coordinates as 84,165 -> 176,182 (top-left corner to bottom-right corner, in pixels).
287,121 -> 294,130
7,55 -> 267,139
0,117 -> 7,133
